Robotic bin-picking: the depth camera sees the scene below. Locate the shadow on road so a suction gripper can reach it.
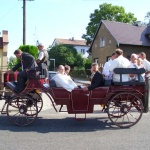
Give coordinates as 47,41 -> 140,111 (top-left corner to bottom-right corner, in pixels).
0,115 -> 126,133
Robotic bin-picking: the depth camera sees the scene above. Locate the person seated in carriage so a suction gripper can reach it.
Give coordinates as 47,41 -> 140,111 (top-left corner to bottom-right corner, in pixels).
64,65 -> 71,75
6,49 -> 37,93
83,63 -> 104,91
52,65 -> 78,92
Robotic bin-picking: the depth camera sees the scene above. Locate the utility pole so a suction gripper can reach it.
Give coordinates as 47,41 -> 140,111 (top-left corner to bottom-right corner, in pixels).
23,0 -> 26,45
21,0 -> 34,45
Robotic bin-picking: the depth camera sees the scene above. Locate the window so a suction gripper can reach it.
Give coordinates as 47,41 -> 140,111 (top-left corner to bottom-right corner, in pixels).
81,49 -> 85,54
94,58 -> 99,64
100,37 -> 105,47
109,40 -> 111,45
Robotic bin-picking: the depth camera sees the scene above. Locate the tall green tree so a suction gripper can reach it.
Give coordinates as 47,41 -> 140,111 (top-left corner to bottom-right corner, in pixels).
19,45 -> 38,59
48,44 -> 84,69
82,3 -> 137,44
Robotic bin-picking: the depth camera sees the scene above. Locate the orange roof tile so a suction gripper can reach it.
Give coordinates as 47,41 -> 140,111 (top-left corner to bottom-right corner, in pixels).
55,38 -> 88,46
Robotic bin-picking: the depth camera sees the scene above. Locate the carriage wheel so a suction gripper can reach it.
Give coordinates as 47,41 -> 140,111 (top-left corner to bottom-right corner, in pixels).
107,92 -> 143,128
32,93 -> 43,114
6,95 -> 38,126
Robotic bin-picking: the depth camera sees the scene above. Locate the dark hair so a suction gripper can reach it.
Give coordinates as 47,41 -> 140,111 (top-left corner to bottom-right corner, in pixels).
14,49 -> 22,55
65,65 -> 70,71
139,52 -> 146,58
92,63 -> 99,67
115,49 -> 123,55
111,53 -> 115,56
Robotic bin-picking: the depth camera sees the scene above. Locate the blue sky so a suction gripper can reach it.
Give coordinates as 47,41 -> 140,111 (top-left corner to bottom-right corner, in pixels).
0,0 -> 150,58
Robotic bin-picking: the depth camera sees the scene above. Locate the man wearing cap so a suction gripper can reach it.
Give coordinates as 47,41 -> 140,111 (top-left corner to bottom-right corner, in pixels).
37,43 -> 49,78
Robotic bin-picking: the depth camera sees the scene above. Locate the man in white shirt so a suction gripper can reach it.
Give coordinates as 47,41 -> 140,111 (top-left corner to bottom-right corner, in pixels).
52,65 -> 78,92
109,49 -> 130,82
139,52 -> 150,77
139,52 -> 150,112
102,53 -> 116,79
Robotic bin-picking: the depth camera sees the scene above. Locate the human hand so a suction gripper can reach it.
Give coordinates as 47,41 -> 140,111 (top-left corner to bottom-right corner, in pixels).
26,68 -> 30,72
82,87 -> 88,91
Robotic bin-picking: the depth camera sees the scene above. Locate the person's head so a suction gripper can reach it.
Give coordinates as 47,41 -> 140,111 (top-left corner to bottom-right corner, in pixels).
58,65 -> 65,74
14,49 -> 23,59
65,65 -> 71,75
111,53 -> 116,60
139,52 -> 146,60
115,49 -> 123,58
91,63 -> 99,72
37,43 -> 44,50
137,58 -> 143,66
130,53 -> 138,63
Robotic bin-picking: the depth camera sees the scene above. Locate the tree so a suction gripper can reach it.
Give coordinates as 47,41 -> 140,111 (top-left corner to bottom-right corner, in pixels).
82,3 -> 137,44
74,53 -> 85,67
48,44 -> 84,68
145,12 -> 150,24
19,45 -> 38,59
8,56 -> 17,69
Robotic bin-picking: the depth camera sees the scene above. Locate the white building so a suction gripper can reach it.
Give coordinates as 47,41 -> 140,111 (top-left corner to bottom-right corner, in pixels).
51,38 -> 90,58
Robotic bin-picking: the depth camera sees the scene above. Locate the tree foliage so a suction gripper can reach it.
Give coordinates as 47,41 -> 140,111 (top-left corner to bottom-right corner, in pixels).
19,45 -> 38,59
82,3 -> 137,44
8,56 -> 17,69
145,12 -> 150,24
48,44 -> 84,68
8,45 -> 39,67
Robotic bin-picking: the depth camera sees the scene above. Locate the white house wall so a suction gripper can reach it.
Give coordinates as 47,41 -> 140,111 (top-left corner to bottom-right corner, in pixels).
74,45 -> 89,58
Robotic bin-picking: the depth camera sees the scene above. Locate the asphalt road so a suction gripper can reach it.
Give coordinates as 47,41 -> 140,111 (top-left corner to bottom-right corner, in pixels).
0,103 -> 150,150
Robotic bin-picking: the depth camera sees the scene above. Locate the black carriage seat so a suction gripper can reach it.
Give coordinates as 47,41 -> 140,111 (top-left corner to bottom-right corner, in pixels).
43,79 -> 56,89
27,65 -> 47,79
103,78 -> 112,86
49,79 -> 56,87
113,68 -> 146,86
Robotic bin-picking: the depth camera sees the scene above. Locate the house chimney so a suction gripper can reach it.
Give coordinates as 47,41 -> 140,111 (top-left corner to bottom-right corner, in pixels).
2,30 -> 8,43
72,37 -> 74,41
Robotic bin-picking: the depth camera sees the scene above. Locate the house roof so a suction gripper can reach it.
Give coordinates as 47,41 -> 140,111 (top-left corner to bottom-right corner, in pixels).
89,20 -> 150,52
54,38 -> 89,46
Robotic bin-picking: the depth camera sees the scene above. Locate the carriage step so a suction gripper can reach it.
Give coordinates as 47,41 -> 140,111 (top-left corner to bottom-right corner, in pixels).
75,113 -> 86,121
1,111 -> 7,114
1,102 -> 8,114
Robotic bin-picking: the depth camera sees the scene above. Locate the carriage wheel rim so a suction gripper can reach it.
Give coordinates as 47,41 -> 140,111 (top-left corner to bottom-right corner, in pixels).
6,96 -> 38,126
107,92 -> 143,128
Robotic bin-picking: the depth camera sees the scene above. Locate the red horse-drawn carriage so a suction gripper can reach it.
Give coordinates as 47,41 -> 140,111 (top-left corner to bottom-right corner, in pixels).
0,66 -> 147,128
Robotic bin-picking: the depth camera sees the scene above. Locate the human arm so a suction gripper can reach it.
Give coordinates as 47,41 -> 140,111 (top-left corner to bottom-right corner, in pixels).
11,63 -> 22,72
102,62 -> 110,77
36,52 -> 44,63
22,53 -> 36,70
109,60 -> 118,72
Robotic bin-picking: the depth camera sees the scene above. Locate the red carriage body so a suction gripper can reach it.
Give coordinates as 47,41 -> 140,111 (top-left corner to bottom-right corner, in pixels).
3,68 -> 146,127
